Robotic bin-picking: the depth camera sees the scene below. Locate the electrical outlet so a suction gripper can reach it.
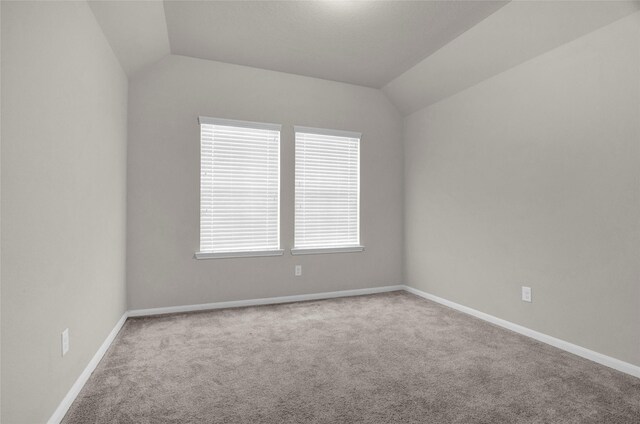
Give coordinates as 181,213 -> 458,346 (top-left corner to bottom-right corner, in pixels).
522,286 -> 532,303
295,265 -> 302,276
61,328 -> 70,356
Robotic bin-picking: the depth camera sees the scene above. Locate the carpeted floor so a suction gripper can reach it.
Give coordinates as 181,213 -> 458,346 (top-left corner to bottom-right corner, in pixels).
63,291 -> 640,423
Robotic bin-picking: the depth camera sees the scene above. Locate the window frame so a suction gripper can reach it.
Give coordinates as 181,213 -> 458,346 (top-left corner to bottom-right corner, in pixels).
195,116 -> 283,260
291,125 -> 364,256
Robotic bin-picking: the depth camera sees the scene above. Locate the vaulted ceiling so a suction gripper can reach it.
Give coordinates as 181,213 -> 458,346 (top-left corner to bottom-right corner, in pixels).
89,0 -> 640,115
162,1 -> 507,88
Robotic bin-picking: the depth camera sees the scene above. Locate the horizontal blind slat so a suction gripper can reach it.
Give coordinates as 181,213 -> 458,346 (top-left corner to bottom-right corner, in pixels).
294,130 -> 360,250
200,121 -> 280,253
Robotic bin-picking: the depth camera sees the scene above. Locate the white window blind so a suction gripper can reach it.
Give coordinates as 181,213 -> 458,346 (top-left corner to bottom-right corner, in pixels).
198,116 -> 281,258
294,126 -> 362,253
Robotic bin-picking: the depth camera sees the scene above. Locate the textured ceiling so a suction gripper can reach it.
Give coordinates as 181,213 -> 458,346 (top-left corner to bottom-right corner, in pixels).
88,0 -> 169,76
383,0 -> 640,114
163,0 -> 507,88
89,0 -> 640,114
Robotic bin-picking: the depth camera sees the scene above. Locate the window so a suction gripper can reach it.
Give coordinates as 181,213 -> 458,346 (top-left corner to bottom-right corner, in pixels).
293,126 -> 363,254
196,117 -> 282,259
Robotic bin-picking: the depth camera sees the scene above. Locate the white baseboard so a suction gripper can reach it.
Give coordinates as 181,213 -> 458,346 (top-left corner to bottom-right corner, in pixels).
48,283 -> 639,424
47,312 -> 128,424
403,285 -> 640,379
48,285 -> 402,423
128,285 -> 405,317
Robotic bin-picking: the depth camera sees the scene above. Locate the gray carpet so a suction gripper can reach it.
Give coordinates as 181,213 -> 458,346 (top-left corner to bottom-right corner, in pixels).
63,291 -> 640,423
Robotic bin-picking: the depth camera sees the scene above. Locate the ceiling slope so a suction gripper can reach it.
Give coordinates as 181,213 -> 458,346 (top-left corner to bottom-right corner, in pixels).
383,0 -> 640,116
88,0 -> 170,77
163,0 -> 507,88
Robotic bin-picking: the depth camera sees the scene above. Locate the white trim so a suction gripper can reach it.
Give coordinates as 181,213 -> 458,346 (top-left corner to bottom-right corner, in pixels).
294,125 -> 362,139
48,284 -> 640,424
47,285 -> 402,423
128,285 -> 403,317
402,285 -> 640,379
291,246 -> 365,255
47,312 -> 128,424
195,249 -> 284,259
198,116 -> 281,131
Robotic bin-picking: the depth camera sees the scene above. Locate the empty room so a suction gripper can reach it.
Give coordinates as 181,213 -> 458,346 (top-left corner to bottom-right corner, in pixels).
1,0 -> 639,423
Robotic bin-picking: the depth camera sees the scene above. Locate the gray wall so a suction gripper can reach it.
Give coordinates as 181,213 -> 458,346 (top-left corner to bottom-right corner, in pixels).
1,2 -> 128,423
127,55 -> 403,310
404,12 -> 640,366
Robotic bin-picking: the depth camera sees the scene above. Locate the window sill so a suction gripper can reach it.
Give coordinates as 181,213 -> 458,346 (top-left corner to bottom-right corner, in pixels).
290,246 -> 365,255
195,250 -> 284,260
